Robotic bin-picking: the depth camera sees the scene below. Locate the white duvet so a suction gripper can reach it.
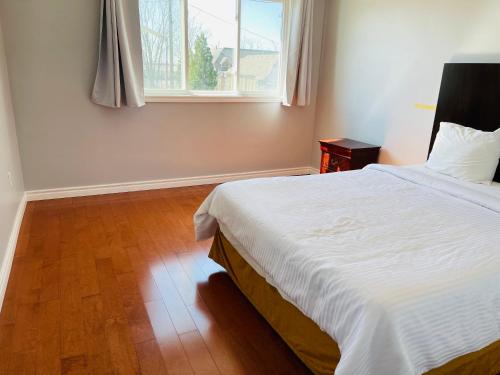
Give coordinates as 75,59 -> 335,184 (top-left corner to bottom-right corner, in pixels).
194,164 -> 500,375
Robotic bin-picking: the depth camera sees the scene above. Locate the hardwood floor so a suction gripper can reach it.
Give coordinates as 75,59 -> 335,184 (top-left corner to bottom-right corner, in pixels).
0,185 -> 311,374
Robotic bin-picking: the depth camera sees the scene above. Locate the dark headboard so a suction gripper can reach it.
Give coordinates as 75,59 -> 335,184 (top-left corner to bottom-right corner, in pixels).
429,63 -> 500,182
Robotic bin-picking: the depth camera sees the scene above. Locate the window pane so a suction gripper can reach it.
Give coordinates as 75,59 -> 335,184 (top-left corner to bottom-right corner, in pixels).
239,0 -> 283,93
188,0 -> 236,91
140,0 -> 184,90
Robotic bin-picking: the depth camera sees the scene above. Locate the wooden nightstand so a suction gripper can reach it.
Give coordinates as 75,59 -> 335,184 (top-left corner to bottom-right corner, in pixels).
319,138 -> 381,174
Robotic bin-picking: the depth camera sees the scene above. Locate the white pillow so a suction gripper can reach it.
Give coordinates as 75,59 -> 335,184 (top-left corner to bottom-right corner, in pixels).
426,122 -> 500,184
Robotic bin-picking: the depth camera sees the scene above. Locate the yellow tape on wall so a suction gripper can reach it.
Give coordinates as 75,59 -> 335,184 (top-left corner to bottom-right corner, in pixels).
415,103 -> 437,111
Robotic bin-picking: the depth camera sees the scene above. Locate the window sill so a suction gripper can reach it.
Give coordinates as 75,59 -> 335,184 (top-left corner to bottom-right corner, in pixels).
145,93 -> 283,103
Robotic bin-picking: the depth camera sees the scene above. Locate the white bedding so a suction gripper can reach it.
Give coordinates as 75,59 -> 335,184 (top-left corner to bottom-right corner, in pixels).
194,164 -> 500,375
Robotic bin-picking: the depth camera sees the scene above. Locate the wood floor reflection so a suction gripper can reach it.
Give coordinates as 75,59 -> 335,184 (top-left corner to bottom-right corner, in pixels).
0,185 -> 311,374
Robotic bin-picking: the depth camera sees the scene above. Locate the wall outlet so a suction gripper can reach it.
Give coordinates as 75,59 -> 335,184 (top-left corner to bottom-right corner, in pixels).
7,171 -> 13,187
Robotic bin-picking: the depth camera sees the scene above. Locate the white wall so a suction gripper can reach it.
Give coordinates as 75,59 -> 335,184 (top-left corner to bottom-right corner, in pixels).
0,19 -> 24,285
312,0 -> 500,168
0,0 -> 324,191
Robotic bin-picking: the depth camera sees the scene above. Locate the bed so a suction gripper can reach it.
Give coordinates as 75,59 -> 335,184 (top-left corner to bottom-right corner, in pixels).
194,64 -> 500,375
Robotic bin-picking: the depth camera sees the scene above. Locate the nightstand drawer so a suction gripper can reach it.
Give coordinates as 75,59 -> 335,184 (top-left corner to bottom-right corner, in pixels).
328,154 -> 351,172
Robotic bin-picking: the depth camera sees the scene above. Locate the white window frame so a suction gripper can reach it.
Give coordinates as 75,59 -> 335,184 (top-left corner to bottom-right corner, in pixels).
143,0 -> 288,103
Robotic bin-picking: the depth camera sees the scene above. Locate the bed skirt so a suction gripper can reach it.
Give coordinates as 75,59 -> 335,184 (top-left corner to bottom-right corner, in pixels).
209,229 -> 500,375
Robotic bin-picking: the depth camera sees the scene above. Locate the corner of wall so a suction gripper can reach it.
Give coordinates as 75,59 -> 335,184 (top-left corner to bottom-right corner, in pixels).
309,0 -> 341,169
0,14 -> 27,311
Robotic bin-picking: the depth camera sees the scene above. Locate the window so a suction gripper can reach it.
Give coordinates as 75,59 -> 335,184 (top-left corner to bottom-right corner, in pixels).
139,0 -> 286,101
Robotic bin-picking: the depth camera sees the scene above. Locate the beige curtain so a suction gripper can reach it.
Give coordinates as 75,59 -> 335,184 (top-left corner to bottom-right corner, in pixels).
282,0 -> 314,107
92,0 -> 145,108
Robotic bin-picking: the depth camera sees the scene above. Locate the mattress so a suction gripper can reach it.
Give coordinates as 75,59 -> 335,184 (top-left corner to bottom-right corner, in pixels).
194,164 -> 500,375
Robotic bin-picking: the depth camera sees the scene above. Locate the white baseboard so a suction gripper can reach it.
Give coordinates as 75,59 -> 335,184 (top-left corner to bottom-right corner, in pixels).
0,193 -> 27,312
26,166 -> 318,201
309,167 -> 320,174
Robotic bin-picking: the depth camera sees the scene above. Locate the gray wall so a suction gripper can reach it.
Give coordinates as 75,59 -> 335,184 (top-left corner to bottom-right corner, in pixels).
312,0 -> 500,167
0,19 -> 24,270
0,0 -> 325,191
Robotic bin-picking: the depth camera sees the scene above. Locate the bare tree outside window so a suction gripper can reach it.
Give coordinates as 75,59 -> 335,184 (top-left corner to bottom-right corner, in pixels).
140,0 -> 183,90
